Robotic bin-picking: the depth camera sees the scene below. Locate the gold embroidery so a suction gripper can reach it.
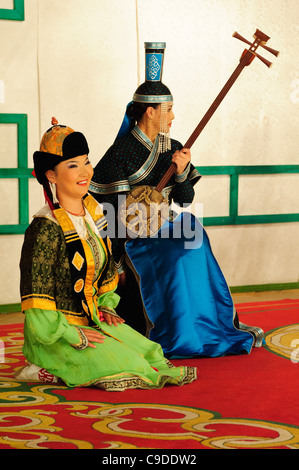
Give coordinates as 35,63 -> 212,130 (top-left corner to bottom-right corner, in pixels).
21,296 -> 56,312
72,252 -> 85,271
74,279 -> 84,293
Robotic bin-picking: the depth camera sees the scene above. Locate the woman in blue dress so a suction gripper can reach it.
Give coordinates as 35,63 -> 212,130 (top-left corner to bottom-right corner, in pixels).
90,42 -> 264,358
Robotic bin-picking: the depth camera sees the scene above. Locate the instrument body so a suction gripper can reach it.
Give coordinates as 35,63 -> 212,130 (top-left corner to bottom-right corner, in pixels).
120,185 -> 169,238
119,29 -> 279,238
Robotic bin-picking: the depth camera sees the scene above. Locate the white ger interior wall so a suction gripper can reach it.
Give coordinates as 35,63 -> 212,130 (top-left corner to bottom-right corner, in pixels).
0,0 -> 299,304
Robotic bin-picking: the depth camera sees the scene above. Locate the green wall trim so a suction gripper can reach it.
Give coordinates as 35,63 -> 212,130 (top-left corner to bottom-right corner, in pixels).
196,165 -> 299,175
0,168 -> 33,178
0,0 -> 24,21
0,113 -> 29,234
203,214 -> 299,226
0,303 -> 21,314
230,282 -> 299,293
0,224 -> 30,235
196,165 -> 299,226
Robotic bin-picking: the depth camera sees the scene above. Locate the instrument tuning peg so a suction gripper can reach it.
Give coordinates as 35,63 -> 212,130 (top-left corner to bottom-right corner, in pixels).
233,29 -> 279,68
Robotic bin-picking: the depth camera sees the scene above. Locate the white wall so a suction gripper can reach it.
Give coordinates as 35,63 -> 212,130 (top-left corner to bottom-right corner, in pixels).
1,0 -> 299,304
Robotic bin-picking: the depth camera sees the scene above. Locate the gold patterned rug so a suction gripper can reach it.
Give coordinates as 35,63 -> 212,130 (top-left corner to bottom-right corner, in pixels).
1,300 -> 299,450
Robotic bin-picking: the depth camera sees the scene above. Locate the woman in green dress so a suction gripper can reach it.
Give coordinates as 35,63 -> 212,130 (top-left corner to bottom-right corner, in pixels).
16,119 -> 197,391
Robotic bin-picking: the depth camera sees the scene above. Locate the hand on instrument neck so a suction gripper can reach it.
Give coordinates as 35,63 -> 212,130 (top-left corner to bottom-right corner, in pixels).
172,148 -> 191,175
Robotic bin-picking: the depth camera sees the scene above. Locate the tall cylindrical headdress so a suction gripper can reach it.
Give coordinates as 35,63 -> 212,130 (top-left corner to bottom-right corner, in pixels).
133,42 -> 173,103
116,42 -> 173,152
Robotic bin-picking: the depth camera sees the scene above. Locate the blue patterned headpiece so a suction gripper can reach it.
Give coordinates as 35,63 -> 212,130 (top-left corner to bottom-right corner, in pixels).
115,42 -> 173,141
133,42 -> 173,103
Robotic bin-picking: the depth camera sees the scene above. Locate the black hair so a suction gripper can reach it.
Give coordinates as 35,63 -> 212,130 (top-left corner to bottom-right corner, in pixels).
43,179 -> 60,211
127,101 -> 160,123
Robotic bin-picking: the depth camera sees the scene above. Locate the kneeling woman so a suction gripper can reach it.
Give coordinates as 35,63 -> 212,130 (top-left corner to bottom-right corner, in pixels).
16,119 -> 196,391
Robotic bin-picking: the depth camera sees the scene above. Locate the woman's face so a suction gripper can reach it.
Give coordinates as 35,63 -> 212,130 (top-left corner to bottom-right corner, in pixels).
150,103 -> 175,132
46,154 -> 94,201
165,103 -> 175,130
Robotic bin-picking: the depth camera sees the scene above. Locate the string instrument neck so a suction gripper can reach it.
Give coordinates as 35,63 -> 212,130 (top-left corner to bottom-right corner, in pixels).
155,29 -> 278,194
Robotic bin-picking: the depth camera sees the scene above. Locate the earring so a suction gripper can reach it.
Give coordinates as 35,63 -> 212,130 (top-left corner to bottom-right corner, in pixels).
49,181 -> 59,204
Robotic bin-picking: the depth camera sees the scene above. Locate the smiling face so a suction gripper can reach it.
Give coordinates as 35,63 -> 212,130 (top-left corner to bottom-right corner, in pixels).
46,154 -> 94,205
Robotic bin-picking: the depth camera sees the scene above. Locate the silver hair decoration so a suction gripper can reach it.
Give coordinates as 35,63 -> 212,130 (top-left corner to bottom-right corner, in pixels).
158,101 -> 172,154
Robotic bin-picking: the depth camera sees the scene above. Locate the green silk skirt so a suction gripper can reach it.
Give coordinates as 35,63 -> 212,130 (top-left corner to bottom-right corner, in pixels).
22,314 -> 197,391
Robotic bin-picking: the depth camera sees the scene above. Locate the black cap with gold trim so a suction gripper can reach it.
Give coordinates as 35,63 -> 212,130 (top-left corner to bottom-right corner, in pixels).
33,117 -> 89,185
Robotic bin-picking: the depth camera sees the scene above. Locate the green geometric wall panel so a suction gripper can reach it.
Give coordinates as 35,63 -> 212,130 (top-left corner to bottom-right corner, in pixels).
0,112 -> 299,235
196,165 -> 299,226
0,114 -> 31,234
0,0 -> 24,21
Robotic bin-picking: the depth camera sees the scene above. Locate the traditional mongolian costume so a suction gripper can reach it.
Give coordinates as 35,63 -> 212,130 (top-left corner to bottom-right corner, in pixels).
17,121 -> 197,390
90,42 -> 264,358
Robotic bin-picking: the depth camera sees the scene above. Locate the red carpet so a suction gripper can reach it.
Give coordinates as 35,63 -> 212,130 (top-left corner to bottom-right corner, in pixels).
1,299 -> 299,450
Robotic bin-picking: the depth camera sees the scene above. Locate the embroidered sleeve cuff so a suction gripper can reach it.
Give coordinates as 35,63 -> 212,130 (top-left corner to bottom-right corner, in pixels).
100,306 -> 121,318
175,163 -> 191,183
71,327 -> 89,350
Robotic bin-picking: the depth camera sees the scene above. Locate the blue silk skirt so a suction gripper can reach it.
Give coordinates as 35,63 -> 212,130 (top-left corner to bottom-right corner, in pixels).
125,212 -> 259,358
